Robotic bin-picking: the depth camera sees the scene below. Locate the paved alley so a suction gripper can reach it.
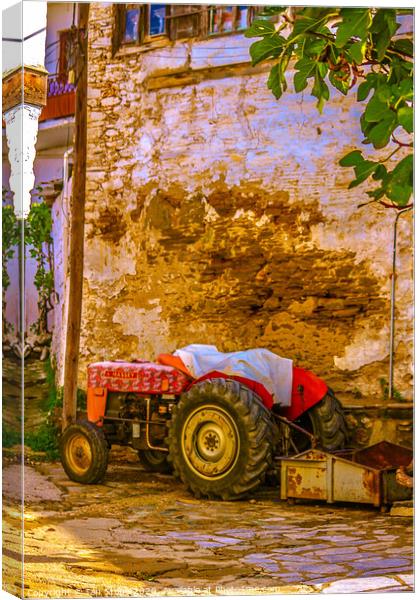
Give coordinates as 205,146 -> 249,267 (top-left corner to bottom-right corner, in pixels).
2,448 -> 414,597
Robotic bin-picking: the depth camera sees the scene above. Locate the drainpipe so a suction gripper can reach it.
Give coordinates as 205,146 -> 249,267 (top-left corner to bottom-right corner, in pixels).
388,207 -> 412,402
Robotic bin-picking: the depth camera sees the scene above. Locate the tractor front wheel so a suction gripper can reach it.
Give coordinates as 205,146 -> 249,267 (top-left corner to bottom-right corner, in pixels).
60,420 -> 109,484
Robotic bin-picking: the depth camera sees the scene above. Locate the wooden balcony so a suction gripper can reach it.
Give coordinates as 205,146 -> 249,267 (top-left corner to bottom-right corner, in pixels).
39,74 -> 75,122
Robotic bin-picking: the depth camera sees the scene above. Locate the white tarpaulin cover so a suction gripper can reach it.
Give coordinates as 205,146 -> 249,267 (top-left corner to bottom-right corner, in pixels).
174,344 -> 293,406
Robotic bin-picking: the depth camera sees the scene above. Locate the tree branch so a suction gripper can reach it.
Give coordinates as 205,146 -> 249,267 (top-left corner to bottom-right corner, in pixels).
379,200 -> 413,210
392,134 -> 413,148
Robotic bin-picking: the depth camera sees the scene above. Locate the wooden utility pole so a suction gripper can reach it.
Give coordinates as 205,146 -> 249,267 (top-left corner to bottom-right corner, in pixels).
62,3 -> 90,429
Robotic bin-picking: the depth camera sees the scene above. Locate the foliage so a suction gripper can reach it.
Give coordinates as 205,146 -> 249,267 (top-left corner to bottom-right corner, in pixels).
26,201 -> 57,335
45,356 -> 63,412
2,202 -> 20,290
246,7 -> 413,208
24,424 -> 60,460
2,194 -> 20,335
77,388 -> 87,411
26,357 -> 62,460
2,359 -> 62,459
2,423 -> 21,448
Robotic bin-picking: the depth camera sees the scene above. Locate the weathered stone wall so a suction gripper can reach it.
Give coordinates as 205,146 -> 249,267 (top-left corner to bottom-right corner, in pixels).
79,3 -> 413,408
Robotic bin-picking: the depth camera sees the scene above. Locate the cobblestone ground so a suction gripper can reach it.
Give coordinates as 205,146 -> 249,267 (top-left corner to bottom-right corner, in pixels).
2,449 -> 414,598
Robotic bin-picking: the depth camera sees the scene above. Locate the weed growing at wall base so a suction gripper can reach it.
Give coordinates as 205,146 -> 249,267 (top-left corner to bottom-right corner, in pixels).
379,377 -> 407,403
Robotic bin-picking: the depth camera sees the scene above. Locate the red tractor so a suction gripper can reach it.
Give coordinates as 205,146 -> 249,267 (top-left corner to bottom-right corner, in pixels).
60,350 -> 348,500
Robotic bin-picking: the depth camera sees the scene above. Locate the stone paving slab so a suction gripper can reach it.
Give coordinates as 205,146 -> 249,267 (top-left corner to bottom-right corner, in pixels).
315,574 -> 414,594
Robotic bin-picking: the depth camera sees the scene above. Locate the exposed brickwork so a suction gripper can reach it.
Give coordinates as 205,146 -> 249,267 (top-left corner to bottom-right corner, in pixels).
80,3 -> 413,409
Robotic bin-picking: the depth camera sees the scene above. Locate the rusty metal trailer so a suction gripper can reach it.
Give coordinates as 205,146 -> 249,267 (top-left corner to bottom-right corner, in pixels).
280,441 -> 412,508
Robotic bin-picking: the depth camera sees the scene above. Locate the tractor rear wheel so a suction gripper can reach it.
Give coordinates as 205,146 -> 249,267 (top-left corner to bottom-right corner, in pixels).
60,420 -> 109,484
167,378 -> 277,500
138,449 -> 172,474
309,389 -> 348,450
286,389 -> 348,454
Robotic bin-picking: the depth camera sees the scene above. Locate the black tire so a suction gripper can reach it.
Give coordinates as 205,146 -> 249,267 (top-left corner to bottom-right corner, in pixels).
290,389 -> 348,453
167,378 -> 277,500
60,419 -> 109,484
309,389 -> 348,450
138,449 -> 172,474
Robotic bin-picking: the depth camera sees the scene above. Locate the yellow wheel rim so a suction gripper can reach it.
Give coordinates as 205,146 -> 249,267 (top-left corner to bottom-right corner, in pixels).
181,404 -> 239,480
65,433 -> 93,476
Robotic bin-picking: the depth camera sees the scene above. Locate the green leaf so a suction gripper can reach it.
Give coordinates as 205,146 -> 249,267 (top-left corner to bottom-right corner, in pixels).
364,93 -> 393,123
336,8 -> 372,48
312,69 -> 329,112
372,164 -> 388,181
329,70 -> 349,95
292,11 -> 336,37
367,187 -> 386,201
339,150 -> 363,167
385,155 -> 413,205
360,112 -> 375,138
397,106 -> 413,134
376,85 -> 392,103
391,154 -> 413,179
268,63 -> 284,99
387,183 -> 412,205
357,80 -> 373,102
245,19 -> 276,38
294,70 -> 309,92
348,159 -> 378,188
389,61 -> 413,91
392,38 -> 413,58
348,40 -> 366,64
367,114 -> 396,149
317,62 -> 328,79
371,9 -> 398,61
393,79 -> 413,101
293,58 -> 317,92
302,35 -> 328,57
249,36 -> 284,66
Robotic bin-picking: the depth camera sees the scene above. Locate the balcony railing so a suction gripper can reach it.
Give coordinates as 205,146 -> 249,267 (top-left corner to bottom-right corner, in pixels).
39,73 -> 76,122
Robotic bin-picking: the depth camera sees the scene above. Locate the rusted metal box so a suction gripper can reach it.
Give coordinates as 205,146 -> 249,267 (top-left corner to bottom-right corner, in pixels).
280,441 -> 412,508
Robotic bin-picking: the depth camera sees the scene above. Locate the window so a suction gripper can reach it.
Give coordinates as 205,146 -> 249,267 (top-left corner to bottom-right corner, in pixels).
113,5 -> 261,53
120,4 -> 169,45
149,4 -> 167,36
122,6 -> 141,43
209,6 -> 252,34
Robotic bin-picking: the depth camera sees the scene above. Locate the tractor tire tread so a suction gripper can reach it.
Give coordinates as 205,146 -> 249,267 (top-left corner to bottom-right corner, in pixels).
309,390 -> 348,451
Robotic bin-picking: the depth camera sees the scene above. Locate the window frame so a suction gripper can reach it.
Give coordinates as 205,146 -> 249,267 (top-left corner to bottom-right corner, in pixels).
207,5 -> 257,37
114,4 -> 262,55
119,4 -> 142,46
143,4 -> 170,42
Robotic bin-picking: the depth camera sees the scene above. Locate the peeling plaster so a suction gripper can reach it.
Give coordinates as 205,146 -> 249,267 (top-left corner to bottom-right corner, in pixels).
84,238 -> 137,283
203,201 -> 220,223
112,304 -> 171,359
334,324 -> 389,371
